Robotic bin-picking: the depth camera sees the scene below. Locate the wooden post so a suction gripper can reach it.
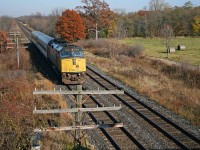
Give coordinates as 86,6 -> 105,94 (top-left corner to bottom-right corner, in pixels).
9,32 -> 25,69
95,22 -> 98,40
75,85 -> 82,145
33,106 -> 122,114
33,88 -> 124,148
16,38 -> 19,68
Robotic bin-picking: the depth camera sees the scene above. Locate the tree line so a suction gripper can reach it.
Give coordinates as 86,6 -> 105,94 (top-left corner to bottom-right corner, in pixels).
0,16 -> 13,53
3,0 -> 200,42
79,0 -> 200,38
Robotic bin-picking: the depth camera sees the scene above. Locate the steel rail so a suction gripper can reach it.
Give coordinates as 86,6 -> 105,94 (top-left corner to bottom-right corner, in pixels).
83,105 -> 122,150
86,91 -> 146,150
86,66 -> 199,149
67,85 -> 145,150
86,65 -> 200,144
66,85 -> 122,150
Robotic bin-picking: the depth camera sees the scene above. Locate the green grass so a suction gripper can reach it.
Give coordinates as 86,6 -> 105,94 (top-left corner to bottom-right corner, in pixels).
122,37 -> 200,66
82,39 -> 200,127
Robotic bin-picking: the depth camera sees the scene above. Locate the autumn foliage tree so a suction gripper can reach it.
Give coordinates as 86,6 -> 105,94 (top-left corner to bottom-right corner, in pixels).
56,9 -> 85,43
0,31 -> 9,53
192,15 -> 200,36
76,0 -> 115,39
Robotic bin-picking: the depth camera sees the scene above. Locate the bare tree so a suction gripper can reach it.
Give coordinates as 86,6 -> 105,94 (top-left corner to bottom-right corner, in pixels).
48,8 -> 63,37
76,0 -> 113,40
0,16 -> 13,32
149,0 -> 170,11
161,24 -> 174,58
113,8 -> 127,16
184,1 -> 193,9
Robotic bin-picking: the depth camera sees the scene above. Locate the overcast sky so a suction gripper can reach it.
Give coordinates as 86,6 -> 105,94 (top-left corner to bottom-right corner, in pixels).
0,0 -> 200,17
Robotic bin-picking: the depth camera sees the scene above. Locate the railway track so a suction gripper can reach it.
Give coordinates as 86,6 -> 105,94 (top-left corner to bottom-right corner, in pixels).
18,22 -> 200,149
82,63 -> 200,149
66,84 -> 145,149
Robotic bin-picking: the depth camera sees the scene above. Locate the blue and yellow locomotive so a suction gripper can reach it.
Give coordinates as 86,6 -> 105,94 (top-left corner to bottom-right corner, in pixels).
31,31 -> 86,84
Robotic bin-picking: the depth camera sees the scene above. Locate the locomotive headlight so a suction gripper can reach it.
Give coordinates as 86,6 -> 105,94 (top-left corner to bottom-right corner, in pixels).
76,65 -> 79,68
62,73 -> 66,77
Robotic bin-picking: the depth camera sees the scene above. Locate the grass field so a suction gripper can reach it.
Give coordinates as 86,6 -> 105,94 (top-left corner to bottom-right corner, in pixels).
122,37 -> 200,66
79,39 -> 200,127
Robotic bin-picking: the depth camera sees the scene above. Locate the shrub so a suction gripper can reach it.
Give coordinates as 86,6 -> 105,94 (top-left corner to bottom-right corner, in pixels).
122,44 -> 144,57
77,39 -> 110,49
160,63 -> 200,88
92,48 -> 111,58
77,39 -> 144,58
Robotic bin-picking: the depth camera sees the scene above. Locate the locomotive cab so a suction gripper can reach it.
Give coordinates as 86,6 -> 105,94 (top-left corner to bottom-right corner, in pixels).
59,45 -> 86,84
47,39 -> 86,84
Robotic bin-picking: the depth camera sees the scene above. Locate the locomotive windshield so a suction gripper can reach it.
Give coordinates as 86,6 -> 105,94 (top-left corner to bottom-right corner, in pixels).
60,47 -> 84,58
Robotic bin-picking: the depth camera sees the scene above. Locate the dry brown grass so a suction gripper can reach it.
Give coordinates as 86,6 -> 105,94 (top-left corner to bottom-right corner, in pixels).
77,39 -> 144,58
0,50 -> 17,70
82,40 -> 200,127
0,48 -> 35,149
0,47 -> 73,149
0,21 -> 76,149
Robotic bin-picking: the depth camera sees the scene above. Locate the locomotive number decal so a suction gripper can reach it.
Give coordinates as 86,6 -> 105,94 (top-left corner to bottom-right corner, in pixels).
72,59 -> 76,65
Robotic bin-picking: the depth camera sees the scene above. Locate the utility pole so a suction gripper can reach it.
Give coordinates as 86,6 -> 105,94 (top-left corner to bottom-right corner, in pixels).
16,38 -> 20,68
75,85 -> 82,145
95,22 -> 98,40
10,32 -> 21,68
9,32 -> 28,69
33,85 -> 124,148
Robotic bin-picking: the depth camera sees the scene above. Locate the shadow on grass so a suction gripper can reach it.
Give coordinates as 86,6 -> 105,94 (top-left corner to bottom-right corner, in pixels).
72,146 -> 90,150
24,43 -> 62,85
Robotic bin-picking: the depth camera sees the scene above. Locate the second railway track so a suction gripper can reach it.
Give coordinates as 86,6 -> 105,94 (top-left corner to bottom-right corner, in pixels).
83,63 -> 200,149
66,85 -> 146,150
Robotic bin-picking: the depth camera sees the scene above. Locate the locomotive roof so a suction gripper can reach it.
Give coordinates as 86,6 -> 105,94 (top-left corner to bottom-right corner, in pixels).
51,40 -> 81,52
51,42 -> 63,51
